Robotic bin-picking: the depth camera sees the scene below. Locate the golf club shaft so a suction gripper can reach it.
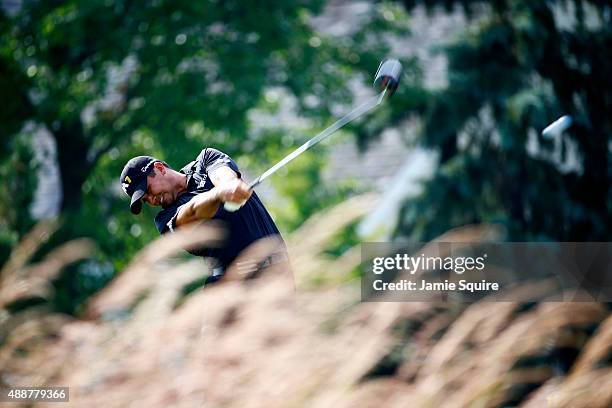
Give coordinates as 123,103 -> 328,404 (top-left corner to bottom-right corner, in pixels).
247,88 -> 388,190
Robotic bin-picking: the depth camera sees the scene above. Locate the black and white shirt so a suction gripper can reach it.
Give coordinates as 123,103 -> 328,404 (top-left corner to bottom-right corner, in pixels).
154,148 -> 282,268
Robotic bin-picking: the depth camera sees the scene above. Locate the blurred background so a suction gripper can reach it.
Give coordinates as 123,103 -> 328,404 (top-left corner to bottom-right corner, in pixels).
1,0 -> 611,407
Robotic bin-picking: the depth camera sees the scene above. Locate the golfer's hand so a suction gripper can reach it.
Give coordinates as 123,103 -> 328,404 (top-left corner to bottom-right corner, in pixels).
216,178 -> 252,204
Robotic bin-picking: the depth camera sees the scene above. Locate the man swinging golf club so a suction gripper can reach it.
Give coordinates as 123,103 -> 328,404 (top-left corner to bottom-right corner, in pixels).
120,59 -> 401,284
120,148 -> 286,284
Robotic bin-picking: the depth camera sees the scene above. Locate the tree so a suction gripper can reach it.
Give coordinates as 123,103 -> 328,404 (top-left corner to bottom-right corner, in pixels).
1,0 -> 413,313
387,0 -> 611,240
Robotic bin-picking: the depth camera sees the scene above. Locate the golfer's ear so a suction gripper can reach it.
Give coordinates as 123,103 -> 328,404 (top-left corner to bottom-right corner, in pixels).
154,161 -> 166,173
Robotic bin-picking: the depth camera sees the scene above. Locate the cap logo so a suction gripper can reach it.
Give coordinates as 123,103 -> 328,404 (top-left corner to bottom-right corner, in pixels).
122,176 -> 132,194
141,161 -> 154,173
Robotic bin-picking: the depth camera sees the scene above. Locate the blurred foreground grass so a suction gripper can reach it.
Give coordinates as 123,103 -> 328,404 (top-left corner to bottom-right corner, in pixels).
1,195 -> 611,407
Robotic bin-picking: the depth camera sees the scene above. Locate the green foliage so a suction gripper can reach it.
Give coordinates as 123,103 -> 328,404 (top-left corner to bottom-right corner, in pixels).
392,0 -> 611,241
0,0 -> 410,314
0,133 -> 38,262
323,220 -> 362,258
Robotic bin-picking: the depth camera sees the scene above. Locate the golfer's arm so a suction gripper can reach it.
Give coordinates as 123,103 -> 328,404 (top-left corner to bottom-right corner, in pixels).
175,190 -> 221,227
174,166 -> 239,228
208,165 -> 239,187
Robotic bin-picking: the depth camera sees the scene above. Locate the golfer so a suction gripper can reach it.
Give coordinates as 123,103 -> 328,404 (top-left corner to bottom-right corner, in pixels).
120,148 -> 286,283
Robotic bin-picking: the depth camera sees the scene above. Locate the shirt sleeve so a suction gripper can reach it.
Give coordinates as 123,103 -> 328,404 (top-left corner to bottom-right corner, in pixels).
198,148 -> 241,177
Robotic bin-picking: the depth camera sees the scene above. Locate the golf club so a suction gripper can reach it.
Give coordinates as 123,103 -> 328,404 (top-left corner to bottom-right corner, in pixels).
224,59 -> 403,212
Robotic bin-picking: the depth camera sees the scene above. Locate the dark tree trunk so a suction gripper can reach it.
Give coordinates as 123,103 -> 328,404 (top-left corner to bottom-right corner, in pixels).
53,120 -> 92,212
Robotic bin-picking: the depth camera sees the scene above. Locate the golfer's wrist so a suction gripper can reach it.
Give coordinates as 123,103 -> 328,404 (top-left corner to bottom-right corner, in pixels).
211,186 -> 223,203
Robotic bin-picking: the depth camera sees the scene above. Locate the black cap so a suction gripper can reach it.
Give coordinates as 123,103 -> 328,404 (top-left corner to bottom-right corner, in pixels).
120,156 -> 157,214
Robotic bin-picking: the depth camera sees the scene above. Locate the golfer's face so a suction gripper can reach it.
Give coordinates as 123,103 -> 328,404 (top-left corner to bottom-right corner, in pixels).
142,169 -> 174,209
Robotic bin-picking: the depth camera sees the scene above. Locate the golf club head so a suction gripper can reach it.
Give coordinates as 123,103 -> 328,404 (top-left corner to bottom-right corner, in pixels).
374,59 -> 402,95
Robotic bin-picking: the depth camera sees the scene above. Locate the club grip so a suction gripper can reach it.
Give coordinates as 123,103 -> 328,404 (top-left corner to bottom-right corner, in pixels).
223,200 -> 247,212
223,177 -> 261,212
